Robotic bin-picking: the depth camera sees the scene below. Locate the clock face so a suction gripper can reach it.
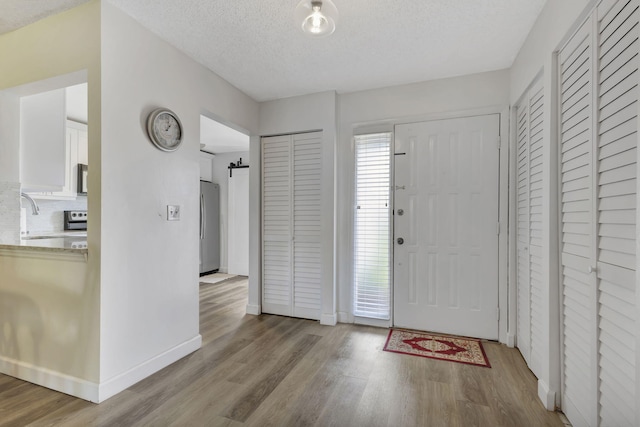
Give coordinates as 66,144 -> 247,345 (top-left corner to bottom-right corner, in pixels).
147,109 -> 183,151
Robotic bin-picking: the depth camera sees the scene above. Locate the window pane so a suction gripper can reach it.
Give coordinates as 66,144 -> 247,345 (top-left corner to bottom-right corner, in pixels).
353,133 -> 391,319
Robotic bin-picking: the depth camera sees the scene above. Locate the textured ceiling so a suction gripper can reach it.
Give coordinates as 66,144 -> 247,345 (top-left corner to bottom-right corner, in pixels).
2,0 -> 547,102
0,0 -> 90,34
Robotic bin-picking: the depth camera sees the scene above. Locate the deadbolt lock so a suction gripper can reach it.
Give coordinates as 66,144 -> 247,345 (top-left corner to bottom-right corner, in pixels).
397,209 -> 404,216
397,237 -> 404,245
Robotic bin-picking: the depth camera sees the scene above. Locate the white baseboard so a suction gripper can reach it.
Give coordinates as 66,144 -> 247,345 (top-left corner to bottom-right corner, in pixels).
320,312 -> 337,326
98,334 -> 202,403
354,316 -> 391,328
337,311 -> 351,323
537,379 -> 556,411
0,356 -> 99,402
506,333 -> 516,348
246,304 -> 261,315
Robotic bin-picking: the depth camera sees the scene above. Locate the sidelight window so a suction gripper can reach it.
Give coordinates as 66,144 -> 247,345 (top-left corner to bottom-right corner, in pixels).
353,132 -> 392,320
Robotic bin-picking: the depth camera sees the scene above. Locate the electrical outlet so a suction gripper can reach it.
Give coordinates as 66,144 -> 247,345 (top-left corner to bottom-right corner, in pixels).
167,205 -> 180,221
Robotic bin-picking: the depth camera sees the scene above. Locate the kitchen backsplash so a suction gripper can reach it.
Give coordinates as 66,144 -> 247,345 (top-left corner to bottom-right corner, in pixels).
25,196 -> 87,234
0,182 -> 20,242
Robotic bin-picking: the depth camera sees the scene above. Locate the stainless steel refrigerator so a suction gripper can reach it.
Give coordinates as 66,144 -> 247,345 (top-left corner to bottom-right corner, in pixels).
199,181 -> 220,275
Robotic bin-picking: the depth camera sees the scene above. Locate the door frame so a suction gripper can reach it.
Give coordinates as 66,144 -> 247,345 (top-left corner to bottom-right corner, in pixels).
391,113 -> 504,340
350,106 -> 510,344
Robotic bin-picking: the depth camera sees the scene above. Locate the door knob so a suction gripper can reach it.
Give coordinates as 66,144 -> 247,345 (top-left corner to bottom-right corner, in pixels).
397,209 -> 404,216
397,237 -> 404,245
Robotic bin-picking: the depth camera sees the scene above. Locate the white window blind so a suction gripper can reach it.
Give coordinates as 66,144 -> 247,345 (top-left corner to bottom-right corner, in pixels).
353,133 -> 391,319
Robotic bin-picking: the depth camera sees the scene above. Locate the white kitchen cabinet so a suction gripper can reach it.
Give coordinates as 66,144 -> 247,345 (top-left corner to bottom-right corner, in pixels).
20,84 -> 89,199
20,89 -> 66,191
74,121 -> 88,165
28,120 -> 88,199
65,120 -> 88,195
199,151 -> 214,182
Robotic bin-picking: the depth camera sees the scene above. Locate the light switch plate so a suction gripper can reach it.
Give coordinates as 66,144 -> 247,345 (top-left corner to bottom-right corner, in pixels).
167,205 -> 180,221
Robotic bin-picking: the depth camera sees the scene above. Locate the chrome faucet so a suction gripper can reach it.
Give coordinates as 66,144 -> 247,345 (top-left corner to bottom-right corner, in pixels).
20,192 -> 40,215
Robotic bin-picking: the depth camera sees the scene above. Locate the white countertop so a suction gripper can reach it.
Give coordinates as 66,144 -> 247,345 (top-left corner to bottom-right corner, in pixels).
0,231 -> 88,254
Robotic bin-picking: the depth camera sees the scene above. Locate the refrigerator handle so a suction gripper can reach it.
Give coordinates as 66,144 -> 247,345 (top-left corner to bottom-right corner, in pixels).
200,193 -> 205,239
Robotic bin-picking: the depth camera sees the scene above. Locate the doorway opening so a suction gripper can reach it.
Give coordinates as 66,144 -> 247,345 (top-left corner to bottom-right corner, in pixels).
199,115 -> 250,278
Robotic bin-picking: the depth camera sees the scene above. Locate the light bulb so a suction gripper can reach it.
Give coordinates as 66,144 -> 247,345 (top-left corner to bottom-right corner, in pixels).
295,0 -> 338,37
307,9 -> 328,34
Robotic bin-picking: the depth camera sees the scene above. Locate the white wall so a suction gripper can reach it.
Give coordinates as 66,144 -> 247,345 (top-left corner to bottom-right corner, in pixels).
248,134 -> 261,315
508,0 -> 593,410
0,92 -> 20,182
0,250 -> 93,395
254,91 -> 337,324
99,1 -> 258,400
340,70 -> 510,125
336,70 -> 511,324
0,183 -> 20,242
510,0 -> 592,103
209,151 -> 250,273
0,92 -> 21,243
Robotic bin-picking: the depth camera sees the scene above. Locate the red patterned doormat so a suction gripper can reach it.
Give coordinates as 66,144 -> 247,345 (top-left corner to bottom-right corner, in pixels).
383,329 -> 491,368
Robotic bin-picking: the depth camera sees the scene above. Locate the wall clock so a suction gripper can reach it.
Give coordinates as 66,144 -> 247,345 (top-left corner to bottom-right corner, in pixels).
146,108 -> 183,152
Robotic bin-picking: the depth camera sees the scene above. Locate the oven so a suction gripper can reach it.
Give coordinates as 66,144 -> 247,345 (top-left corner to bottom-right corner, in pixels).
64,210 -> 87,230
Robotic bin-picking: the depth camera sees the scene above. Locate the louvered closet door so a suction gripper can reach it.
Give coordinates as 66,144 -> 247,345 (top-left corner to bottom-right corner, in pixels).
292,132 -> 323,319
261,132 -> 323,320
560,2 -> 639,426
262,135 -> 293,316
527,84 -> 545,378
596,0 -> 637,425
515,81 -> 545,378
559,15 -> 598,427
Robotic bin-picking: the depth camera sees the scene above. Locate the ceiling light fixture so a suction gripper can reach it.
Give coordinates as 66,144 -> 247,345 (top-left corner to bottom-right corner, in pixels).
295,0 -> 338,37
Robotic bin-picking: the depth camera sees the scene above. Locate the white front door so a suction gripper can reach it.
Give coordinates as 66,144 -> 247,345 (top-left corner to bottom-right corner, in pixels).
393,115 -> 500,340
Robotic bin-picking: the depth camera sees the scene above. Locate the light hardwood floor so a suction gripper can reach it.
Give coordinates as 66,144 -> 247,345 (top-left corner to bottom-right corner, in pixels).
1,276 -> 565,426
